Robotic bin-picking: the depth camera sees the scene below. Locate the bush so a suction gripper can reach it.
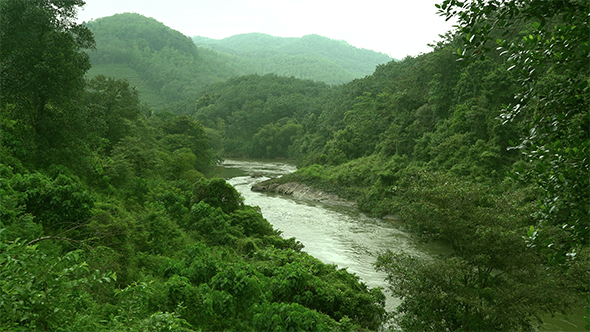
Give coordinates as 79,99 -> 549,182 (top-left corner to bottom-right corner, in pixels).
9,172 -> 93,235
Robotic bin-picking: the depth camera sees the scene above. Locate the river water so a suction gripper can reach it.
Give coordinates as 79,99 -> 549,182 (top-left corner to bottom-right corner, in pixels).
213,158 -> 586,331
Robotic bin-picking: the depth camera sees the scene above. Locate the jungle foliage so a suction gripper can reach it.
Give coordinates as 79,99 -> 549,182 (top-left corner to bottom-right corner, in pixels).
194,74 -> 331,158
256,0 -> 587,330
0,1 -> 386,330
1,0 -> 588,330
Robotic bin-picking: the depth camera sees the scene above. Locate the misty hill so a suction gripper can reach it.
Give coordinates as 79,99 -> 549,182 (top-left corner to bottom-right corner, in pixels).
85,13 -> 255,111
84,13 -> 393,111
193,33 -> 393,84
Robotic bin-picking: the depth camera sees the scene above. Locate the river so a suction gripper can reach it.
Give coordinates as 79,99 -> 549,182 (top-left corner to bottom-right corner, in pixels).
213,158 -> 587,331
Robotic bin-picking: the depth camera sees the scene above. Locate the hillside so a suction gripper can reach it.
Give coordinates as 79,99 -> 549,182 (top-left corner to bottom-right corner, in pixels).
190,4 -> 589,328
84,13 -> 255,112
194,74 -> 333,157
1,2 -> 387,330
85,14 -> 392,111
193,33 -> 393,84
3,0 -> 588,330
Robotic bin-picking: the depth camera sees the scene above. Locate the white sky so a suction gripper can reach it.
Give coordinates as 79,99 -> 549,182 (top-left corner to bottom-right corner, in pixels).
76,0 -> 457,60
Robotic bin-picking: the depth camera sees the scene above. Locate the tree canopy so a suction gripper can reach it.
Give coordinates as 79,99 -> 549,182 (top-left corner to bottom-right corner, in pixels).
438,0 -> 589,253
84,13 -> 253,112
0,0 -> 95,168
2,0 -> 588,330
193,33 -> 393,84
0,2 -> 387,331
194,74 -> 332,158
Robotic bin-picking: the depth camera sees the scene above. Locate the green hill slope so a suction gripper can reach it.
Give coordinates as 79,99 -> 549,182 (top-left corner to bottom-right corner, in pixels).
193,33 -> 393,84
84,14 -> 393,111
85,13 -> 254,112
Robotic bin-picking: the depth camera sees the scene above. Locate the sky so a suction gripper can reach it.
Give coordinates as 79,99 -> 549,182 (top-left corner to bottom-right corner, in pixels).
76,0 -> 457,60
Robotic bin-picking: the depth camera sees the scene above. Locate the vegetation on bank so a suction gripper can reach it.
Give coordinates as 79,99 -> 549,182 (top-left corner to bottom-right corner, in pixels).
1,0 -> 587,330
221,0 -> 589,330
0,1 -> 386,330
194,74 -> 332,158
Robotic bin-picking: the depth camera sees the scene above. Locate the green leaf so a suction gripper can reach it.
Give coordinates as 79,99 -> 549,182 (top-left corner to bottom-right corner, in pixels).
527,226 -> 536,237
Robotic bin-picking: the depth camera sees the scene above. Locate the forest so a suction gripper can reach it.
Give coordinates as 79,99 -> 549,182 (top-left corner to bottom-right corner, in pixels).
85,13 -> 253,112
0,1 -> 384,331
85,13 -> 391,113
193,33 -> 392,85
1,0 -> 588,331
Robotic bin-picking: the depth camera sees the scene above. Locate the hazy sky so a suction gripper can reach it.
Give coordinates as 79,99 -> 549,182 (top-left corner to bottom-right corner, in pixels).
76,0 -> 457,59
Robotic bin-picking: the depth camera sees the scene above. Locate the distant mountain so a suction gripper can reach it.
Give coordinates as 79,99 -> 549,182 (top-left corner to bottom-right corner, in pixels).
84,13 -> 394,112
85,13 -> 255,111
193,33 -> 393,84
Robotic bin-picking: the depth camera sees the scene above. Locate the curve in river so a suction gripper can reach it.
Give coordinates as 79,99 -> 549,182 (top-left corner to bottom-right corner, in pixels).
214,159 -> 586,331
214,159 -> 444,312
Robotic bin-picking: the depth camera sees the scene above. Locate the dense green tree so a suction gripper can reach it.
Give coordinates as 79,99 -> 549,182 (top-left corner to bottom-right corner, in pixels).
161,115 -> 212,172
438,0 -> 590,329
191,178 -> 244,214
7,172 -> 93,235
84,75 -> 143,151
0,0 -> 95,168
195,74 -> 331,157
376,250 -> 575,332
374,171 -> 585,331
0,0 -> 94,112
109,136 -> 161,181
438,0 -> 589,253
0,240 -> 114,331
251,121 -> 303,158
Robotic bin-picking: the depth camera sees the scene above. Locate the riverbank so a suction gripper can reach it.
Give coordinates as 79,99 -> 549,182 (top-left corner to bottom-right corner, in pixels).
251,180 -> 357,208
224,159 -> 418,315
229,159 -> 588,332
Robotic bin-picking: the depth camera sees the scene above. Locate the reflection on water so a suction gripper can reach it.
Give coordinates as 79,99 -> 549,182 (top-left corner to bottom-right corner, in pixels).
216,159 -> 587,331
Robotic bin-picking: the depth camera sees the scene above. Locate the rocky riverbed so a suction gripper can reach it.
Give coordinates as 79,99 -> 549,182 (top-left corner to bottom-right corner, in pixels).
251,180 -> 357,208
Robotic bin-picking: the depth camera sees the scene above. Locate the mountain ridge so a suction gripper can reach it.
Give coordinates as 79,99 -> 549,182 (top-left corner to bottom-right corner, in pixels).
84,13 -> 395,111
193,32 -> 393,84
85,13 -> 254,111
